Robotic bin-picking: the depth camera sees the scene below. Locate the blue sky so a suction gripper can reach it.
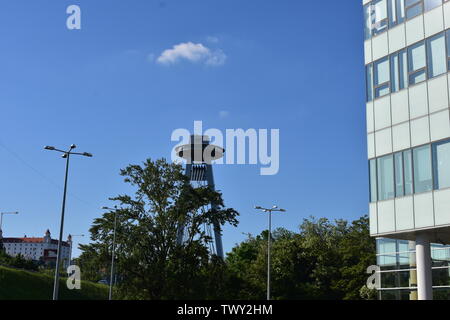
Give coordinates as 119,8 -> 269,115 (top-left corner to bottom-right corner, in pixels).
0,0 -> 367,257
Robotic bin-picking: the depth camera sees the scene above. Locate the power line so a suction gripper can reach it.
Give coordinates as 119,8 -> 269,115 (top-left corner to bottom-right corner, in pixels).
0,139 -> 94,208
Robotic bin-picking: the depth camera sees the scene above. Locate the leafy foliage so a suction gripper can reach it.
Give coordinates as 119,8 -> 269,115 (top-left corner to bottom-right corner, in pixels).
77,158 -> 239,300
0,251 -> 39,272
226,216 -> 376,300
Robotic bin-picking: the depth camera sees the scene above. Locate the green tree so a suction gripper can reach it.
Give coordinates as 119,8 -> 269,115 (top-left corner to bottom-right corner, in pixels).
226,216 -> 376,300
78,158 -> 239,300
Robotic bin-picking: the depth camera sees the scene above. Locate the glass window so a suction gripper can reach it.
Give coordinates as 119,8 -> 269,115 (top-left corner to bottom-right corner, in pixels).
374,57 -> 391,98
404,150 -> 414,195
370,159 -> 378,202
389,0 -> 406,26
364,4 -> 372,40
366,64 -> 374,102
424,0 -> 442,11
391,50 -> 408,92
408,41 -> 427,85
378,155 -> 395,201
373,0 -> 389,36
447,30 -> 450,71
427,33 -> 447,78
405,0 -> 423,19
433,140 -> 450,190
395,152 -> 405,197
377,238 -> 398,254
413,145 -> 433,193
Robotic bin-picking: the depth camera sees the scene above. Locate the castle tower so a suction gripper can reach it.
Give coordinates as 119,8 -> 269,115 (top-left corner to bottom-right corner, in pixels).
44,229 -> 51,245
175,135 -> 225,258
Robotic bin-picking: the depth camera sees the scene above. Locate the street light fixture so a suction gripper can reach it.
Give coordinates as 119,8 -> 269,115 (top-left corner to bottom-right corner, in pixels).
254,205 -> 286,301
0,211 -> 19,231
68,234 -> 85,265
102,206 -> 119,301
44,144 -> 92,301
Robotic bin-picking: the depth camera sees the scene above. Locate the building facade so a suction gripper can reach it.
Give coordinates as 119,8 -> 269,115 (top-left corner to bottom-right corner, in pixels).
363,0 -> 450,299
377,238 -> 450,299
0,229 -> 72,268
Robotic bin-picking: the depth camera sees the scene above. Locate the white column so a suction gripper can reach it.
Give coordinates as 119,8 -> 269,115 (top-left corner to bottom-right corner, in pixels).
416,234 -> 433,300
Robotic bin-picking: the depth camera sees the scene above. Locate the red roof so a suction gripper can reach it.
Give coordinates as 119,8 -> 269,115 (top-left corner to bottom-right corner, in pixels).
2,237 -> 69,247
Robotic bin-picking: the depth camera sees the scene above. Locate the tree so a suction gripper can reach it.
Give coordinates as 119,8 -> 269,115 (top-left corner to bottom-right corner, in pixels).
226,216 -> 376,300
78,158 -> 239,299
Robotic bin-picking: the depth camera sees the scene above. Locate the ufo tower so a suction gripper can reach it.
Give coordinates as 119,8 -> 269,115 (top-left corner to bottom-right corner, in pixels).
175,135 -> 225,259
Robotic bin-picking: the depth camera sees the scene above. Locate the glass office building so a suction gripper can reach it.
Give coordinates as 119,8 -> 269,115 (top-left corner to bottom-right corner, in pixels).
363,0 -> 450,299
377,238 -> 450,299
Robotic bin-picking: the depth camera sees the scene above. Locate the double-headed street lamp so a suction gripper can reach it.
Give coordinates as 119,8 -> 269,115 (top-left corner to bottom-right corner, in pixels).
44,144 -> 92,301
0,211 -> 19,231
102,206 -> 119,301
68,234 -> 85,265
254,205 -> 286,301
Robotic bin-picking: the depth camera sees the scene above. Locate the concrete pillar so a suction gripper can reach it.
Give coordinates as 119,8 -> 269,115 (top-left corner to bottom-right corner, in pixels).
416,234 -> 433,300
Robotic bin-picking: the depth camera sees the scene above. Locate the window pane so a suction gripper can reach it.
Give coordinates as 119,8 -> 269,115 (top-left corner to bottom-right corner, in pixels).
366,64 -> 374,102
405,0 -> 423,19
427,33 -> 447,78
408,42 -> 427,85
404,150 -> 414,195
391,54 -> 400,92
389,0 -> 406,26
399,50 -> 408,89
373,0 -> 389,35
447,31 -> 450,70
364,4 -> 372,40
433,140 -> 450,189
395,153 -> 405,196
413,145 -> 433,193
377,238 -> 397,254
424,0 -> 442,11
378,155 -> 395,201
366,64 -> 373,101
370,159 -> 378,202
391,50 -> 408,92
375,57 -> 390,97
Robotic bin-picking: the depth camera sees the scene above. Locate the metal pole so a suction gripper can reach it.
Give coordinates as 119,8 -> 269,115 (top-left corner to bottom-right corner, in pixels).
267,210 -> 272,301
53,153 -> 71,301
109,210 -> 118,300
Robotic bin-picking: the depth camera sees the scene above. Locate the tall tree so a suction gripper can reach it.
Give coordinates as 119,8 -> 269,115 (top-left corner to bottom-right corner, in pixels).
226,216 -> 376,300
78,158 -> 239,300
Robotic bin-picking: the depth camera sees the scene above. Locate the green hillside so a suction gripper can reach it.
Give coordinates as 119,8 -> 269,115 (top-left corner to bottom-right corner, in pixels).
0,265 -> 108,300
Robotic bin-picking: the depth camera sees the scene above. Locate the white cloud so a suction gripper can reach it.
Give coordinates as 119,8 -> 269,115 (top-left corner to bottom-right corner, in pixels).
156,42 -> 226,66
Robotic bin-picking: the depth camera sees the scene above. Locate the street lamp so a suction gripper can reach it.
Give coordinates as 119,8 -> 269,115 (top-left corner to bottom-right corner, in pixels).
102,206 -> 119,301
44,144 -> 92,301
68,234 -> 85,265
254,205 -> 286,301
0,211 -> 19,231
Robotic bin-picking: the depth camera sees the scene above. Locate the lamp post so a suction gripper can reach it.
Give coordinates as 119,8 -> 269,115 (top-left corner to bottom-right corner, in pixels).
102,206 -> 119,301
44,144 -> 92,301
68,234 -> 85,265
0,211 -> 19,231
254,205 -> 286,301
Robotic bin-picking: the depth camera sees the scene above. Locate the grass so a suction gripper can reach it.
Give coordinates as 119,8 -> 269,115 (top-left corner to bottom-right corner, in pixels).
0,265 -> 108,300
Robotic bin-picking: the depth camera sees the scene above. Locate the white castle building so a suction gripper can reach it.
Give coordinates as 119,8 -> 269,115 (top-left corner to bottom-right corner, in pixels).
0,229 -> 72,268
